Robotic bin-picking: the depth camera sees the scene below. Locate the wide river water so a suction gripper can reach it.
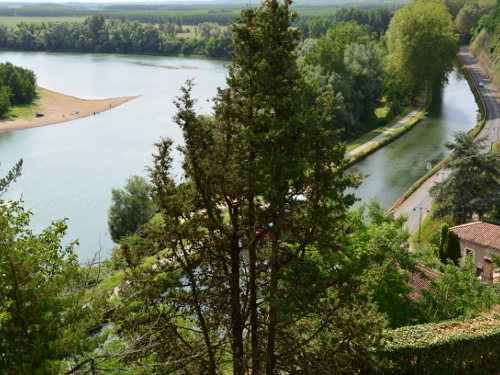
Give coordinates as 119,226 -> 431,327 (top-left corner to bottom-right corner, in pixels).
0,52 -> 226,259
0,53 -> 478,259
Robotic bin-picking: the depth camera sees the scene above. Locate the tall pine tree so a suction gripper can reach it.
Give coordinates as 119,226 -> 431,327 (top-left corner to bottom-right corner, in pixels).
111,1 -> 391,373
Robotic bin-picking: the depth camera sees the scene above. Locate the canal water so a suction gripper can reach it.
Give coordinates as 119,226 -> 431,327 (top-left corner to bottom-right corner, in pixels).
347,64 -> 479,209
0,53 -> 478,258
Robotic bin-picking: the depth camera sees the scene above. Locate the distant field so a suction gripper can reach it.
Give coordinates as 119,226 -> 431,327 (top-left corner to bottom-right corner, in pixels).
0,17 -> 86,28
177,26 -> 229,39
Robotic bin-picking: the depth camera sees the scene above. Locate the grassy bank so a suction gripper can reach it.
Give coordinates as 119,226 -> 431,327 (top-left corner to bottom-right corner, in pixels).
345,104 -> 414,154
345,95 -> 430,169
3,89 -> 43,121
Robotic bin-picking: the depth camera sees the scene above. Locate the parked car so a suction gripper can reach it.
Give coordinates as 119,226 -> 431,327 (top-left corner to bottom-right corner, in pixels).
35,112 -> 45,117
479,81 -> 484,87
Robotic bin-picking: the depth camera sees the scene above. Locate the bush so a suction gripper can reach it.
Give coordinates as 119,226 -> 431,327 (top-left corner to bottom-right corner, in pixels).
371,315 -> 500,374
108,175 -> 153,242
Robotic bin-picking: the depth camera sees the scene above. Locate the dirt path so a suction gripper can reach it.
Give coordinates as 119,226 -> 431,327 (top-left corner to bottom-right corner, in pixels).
344,94 -> 427,159
0,87 -> 139,134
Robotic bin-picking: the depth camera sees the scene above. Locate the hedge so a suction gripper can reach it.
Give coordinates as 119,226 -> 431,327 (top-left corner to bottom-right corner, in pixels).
370,315 -> 500,374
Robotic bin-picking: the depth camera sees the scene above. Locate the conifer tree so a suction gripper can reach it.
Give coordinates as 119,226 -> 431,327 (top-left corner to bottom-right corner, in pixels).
111,0 -> 392,374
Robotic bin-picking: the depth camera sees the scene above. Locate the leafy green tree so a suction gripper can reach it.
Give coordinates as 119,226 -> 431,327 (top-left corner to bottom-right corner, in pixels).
108,175 -> 152,242
0,200 -> 104,374
348,200 -> 420,328
302,38 -> 383,134
386,0 -> 458,102
198,22 -> 222,39
87,14 -> 104,40
0,86 -> 10,117
297,17 -> 334,39
419,256 -> 500,322
484,204 -> 500,224
0,62 -> 36,105
447,230 -> 461,264
455,1 -> 482,42
429,132 -> 500,224
304,20 -> 370,75
441,0 -> 468,18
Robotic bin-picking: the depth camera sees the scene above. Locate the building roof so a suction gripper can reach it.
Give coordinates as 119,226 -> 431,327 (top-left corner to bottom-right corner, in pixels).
408,265 -> 441,300
450,221 -> 500,250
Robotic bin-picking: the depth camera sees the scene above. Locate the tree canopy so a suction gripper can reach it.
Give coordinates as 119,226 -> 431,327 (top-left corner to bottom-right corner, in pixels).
386,0 -> 458,102
301,21 -> 384,134
108,175 -> 153,243
96,0 -> 425,373
429,131 -> 500,224
0,200 -> 104,374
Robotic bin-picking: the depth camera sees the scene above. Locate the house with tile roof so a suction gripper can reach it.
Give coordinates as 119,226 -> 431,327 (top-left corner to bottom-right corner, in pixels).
409,265 -> 441,300
449,221 -> 500,282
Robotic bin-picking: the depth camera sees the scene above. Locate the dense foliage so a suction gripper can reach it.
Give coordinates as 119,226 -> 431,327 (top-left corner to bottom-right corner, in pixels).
386,0 -> 459,103
297,7 -> 392,39
108,175 -> 153,243
419,258 -> 500,322
373,315 -> 500,374
0,62 -> 36,117
437,223 -> 461,265
300,21 -> 384,135
0,200 -> 104,374
0,4 -> 400,27
429,131 -> 500,224
0,17 -> 233,59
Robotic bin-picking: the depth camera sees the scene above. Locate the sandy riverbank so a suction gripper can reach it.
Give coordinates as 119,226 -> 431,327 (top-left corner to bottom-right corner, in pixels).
0,87 -> 139,134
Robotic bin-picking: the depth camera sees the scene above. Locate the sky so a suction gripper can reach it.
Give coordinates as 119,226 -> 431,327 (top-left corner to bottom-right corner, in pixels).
0,0 -> 217,3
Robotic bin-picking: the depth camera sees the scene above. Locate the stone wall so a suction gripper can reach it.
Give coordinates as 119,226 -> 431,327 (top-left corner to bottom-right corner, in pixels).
459,239 -> 500,276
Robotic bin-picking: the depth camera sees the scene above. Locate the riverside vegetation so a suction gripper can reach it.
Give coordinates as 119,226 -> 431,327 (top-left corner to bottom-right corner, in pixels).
3,0 -> 500,373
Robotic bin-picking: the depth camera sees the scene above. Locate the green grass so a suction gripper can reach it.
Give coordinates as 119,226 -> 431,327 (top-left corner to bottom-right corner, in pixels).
0,16 -> 86,28
345,104 -> 414,154
3,89 -> 45,121
175,25 -> 229,40
412,203 -> 455,247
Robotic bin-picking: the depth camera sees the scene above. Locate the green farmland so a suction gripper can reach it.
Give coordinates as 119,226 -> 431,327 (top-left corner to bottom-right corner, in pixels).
0,17 -> 86,28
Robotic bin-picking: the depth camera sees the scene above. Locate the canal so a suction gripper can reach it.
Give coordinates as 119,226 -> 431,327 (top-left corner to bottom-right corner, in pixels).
347,63 -> 479,209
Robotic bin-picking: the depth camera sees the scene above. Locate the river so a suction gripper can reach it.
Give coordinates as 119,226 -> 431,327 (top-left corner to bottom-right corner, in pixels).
0,51 -> 226,259
0,53 -> 478,259
347,64 -> 479,209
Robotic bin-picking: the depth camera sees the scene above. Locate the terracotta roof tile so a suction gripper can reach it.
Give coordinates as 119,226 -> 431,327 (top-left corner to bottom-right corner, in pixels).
450,221 -> 500,250
408,265 -> 441,300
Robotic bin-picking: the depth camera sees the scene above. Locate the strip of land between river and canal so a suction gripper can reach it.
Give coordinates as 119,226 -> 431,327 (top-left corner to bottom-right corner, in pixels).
344,94 -> 428,163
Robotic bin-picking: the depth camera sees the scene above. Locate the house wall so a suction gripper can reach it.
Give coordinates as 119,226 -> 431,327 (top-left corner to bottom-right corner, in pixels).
459,239 -> 500,272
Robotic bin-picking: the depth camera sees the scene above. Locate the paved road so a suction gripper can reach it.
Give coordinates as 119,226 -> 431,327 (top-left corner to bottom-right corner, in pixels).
394,46 -> 500,236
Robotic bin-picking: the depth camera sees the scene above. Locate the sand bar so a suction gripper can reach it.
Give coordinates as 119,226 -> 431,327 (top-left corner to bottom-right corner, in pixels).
0,87 -> 139,134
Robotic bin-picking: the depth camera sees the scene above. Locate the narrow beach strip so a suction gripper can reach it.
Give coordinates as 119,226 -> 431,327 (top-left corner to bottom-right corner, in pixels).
0,87 -> 139,134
